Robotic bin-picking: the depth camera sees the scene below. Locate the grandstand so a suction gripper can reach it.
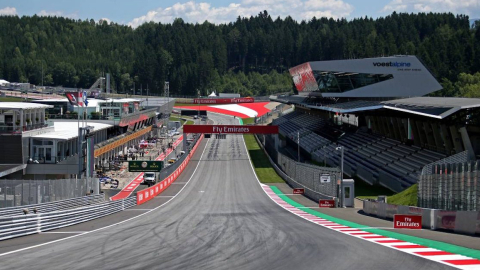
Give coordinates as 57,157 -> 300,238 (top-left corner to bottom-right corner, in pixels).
267,55 -> 480,192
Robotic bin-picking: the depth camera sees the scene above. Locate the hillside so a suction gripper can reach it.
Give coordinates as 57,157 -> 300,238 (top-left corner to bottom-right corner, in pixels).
0,12 -> 479,97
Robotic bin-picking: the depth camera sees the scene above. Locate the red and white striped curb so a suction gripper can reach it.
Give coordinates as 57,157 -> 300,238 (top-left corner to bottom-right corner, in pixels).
261,184 -> 480,270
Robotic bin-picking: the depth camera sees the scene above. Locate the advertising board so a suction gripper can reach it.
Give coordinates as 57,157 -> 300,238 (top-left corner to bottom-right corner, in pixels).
393,214 -> 422,229
319,199 -> 335,208
293,188 -> 304,194
183,125 -> 278,134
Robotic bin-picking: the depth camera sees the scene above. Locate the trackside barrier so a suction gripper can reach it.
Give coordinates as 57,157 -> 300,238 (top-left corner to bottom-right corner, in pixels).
137,134 -> 204,205
363,200 -> 480,235
0,197 -> 136,241
0,194 -> 105,217
253,134 -> 336,202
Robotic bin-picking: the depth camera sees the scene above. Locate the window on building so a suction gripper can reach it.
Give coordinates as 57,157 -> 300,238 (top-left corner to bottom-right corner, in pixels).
313,71 -> 394,93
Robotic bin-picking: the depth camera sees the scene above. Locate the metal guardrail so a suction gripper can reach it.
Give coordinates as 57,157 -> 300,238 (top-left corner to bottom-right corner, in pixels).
0,194 -> 105,217
0,196 -> 136,241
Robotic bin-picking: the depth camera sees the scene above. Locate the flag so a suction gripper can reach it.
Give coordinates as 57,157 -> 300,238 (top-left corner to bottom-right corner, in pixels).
65,91 -> 81,106
83,91 -> 88,106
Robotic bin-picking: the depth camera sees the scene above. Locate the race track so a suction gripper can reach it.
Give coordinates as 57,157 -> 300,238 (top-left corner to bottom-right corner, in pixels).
0,113 -> 456,270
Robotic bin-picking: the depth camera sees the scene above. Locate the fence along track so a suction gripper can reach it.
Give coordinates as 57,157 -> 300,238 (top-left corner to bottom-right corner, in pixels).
0,197 -> 136,241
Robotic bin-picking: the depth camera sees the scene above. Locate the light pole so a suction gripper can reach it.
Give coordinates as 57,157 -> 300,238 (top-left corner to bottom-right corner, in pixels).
335,146 -> 344,208
297,131 -> 300,162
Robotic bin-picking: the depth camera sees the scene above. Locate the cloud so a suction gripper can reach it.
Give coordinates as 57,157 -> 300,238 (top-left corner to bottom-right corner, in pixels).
99,18 -> 111,24
0,6 -> 17,16
37,10 -> 78,19
381,0 -> 479,16
128,0 -> 354,28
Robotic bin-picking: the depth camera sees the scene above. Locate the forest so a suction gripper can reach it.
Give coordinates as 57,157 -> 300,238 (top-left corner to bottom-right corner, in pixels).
0,11 -> 479,97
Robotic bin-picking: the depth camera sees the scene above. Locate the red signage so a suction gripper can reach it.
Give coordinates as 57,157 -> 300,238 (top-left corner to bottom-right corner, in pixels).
193,97 -> 254,104
319,199 -> 335,208
293,188 -> 304,194
393,214 -> 422,229
183,125 -> 278,134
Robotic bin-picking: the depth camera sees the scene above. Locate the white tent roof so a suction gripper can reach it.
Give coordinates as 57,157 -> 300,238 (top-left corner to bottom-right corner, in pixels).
31,121 -> 112,140
208,91 -> 216,97
0,79 -> 9,85
0,102 -> 53,110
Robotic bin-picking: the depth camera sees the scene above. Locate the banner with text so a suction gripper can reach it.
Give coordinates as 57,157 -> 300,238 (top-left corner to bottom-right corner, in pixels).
183,125 -> 278,134
193,98 -> 254,104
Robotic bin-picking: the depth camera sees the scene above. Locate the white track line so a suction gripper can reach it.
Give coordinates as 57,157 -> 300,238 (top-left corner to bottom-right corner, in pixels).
0,137 -> 211,258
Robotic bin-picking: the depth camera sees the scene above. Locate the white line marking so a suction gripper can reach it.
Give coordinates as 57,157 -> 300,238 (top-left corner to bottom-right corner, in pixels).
0,137 -> 210,258
124,209 -> 151,211
40,232 -> 87,234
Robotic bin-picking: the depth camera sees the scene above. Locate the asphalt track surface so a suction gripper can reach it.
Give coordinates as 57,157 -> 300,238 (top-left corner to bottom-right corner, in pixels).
0,113 -> 456,270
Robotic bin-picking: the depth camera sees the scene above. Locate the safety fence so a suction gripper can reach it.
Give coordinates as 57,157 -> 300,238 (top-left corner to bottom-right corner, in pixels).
137,134 -> 204,205
0,177 -> 96,208
418,160 -> 480,211
0,196 -> 136,241
254,134 -> 338,201
0,194 -> 105,217
363,200 -> 480,235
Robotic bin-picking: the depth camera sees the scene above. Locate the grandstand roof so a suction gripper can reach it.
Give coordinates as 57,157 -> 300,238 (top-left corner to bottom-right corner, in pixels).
383,97 -> 480,119
272,95 -> 480,119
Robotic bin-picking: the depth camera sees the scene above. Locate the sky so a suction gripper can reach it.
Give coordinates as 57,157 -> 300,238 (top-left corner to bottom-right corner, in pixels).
0,0 -> 478,28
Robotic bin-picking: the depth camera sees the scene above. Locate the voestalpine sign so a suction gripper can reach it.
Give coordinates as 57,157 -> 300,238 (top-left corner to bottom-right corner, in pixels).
183,125 -> 279,134
393,214 -> 422,229
128,161 -> 163,172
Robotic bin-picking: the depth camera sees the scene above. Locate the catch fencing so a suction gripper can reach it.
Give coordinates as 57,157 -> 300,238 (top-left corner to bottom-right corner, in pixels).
0,177 -> 96,208
0,194 -> 104,217
255,134 -> 339,201
418,160 -> 480,211
0,196 -> 136,241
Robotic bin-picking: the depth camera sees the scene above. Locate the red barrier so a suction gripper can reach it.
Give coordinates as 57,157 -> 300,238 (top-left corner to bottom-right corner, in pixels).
137,134 -> 204,205
193,97 -> 254,104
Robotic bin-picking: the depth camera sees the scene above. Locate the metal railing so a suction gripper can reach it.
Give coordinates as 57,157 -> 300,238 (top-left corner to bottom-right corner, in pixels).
0,178 -> 96,208
0,196 -> 136,241
418,160 -> 480,211
254,134 -> 338,201
0,123 -> 49,134
0,194 -> 105,217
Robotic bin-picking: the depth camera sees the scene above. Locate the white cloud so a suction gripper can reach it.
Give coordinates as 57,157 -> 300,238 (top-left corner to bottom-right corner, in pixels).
99,18 -> 111,24
128,0 -> 354,28
0,6 -> 17,16
37,10 -> 78,19
382,0 -> 479,16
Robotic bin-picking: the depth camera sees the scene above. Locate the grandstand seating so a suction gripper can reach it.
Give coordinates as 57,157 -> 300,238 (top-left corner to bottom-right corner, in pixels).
272,110 -> 448,191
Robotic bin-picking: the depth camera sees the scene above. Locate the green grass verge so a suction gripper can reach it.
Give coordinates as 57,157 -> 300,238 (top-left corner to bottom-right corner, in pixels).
185,120 -> 194,125
387,184 -> 418,206
169,116 -> 186,125
242,117 -> 255,124
270,185 -> 480,260
243,134 -> 284,183
0,96 -> 30,102
355,178 -> 395,199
